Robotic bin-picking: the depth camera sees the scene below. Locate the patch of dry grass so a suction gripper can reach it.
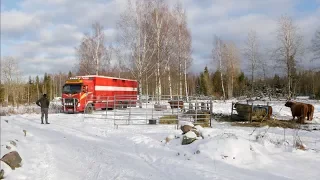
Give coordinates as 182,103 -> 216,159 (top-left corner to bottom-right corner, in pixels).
193,113 -> 211,127
251,108 -> 268,121
159,115 -> 178,124
231,119 -> 299,129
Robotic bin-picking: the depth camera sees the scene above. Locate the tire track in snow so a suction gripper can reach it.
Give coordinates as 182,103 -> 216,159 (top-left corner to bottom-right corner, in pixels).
14,116 -> 127,179
28,140 -> 55,180
4,116 -> 56,180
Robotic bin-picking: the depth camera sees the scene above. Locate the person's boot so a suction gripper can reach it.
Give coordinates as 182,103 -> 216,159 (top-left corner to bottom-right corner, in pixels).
46,120 -> 50,124
41,121 -> 44,124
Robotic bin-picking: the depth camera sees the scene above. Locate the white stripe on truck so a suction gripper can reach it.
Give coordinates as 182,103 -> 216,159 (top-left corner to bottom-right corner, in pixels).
95,86 -> 137,91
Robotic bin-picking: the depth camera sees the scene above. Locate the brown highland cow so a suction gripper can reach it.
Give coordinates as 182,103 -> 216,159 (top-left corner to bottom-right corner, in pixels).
305,103 -> 314,121
284,101 -> 308,124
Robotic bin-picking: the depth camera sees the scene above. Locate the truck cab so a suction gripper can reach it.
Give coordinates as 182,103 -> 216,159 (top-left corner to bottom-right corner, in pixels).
62,77 -> 93,113
61,75 -> 138,113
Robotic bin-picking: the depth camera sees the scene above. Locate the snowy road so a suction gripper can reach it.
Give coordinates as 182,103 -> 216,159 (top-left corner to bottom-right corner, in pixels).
1,112 -> 320,180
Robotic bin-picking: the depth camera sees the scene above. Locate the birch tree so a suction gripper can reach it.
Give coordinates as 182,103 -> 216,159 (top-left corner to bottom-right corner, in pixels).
223,42 -> 241,99
172,3 -> 192,98
151,0 -> 167,99
162,11 -> 176,99
274,15 -> 303,99
244,30 -> 260,96
76,22 -> 111,75
117,0 -> 156,97
1,56 -> 22,106
212,36 -> 226,101
181,19 -> 192,100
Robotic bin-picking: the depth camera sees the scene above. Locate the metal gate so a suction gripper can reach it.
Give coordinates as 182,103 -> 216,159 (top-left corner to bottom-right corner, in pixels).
83,95 -> 213,128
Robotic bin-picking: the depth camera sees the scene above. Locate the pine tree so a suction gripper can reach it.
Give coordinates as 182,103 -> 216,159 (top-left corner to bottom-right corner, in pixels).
0,84 -> 4,103
202,66 -> 213,96
35,75 -> 40,99
199,72 -> 205,95
195,76 -> 202,95
45,74 -> 52,100
68,71 -> 73,78
212,70 -> 222,97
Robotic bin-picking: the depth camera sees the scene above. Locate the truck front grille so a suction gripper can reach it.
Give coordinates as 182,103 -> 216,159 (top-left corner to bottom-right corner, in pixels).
63,98 -> 78,106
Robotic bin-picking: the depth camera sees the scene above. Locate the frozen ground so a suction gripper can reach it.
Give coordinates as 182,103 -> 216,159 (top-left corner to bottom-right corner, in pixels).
1,100 -> 320,180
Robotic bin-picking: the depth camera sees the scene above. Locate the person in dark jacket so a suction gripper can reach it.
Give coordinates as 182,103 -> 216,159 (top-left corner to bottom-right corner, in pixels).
36,94 -> 50,124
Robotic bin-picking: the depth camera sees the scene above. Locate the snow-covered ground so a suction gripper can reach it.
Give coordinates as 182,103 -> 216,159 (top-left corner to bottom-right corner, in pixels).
1,100 -> 320,180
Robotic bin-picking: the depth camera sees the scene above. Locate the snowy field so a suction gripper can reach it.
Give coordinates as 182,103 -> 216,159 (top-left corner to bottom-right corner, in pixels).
1,100 -> 320,180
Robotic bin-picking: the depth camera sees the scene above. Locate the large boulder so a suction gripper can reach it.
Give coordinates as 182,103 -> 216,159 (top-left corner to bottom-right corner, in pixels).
181,125 -> 194,134
182,131 -> 197,145
0,151 -> 22,170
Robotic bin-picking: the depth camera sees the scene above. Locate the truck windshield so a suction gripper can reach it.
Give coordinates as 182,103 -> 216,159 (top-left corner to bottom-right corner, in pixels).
63,84 -> 82,94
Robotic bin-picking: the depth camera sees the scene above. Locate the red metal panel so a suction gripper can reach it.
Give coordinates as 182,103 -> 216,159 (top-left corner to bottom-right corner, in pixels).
62,75 -> 138,112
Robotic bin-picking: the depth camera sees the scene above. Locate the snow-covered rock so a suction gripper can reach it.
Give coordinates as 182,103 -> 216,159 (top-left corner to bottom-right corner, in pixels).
184,131 -> 197,139
0,151 -> 22,170
0,161 -> 12,179
179,121 -> 194,127
165,134 -> 175,143
185,131 -> 197,139
180,125 -> 194,134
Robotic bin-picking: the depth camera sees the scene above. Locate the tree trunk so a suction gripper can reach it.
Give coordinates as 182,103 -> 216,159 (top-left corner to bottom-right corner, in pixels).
4,85 -> 9,105
227,78 -> 232,99
184,57 -> 188,101
157,61 -> 161,101
138,73 -> 143,108
287,60 -> 291,99
251,66 -> 254,97
146,75 -> 149,97
168,66 -> 172,100
37,82 -> 39,99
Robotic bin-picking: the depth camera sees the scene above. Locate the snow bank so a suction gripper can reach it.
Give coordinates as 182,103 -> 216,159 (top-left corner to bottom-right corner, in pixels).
0,105 -> 40,116
196,134 -> 273,168
0,120 -> 24,179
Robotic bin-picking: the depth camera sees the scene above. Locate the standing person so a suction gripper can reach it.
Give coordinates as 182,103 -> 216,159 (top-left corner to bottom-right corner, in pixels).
36,94 -> 50,124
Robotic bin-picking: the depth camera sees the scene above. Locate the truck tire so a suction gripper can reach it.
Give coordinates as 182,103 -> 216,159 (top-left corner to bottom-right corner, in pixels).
85,104 -> 94,114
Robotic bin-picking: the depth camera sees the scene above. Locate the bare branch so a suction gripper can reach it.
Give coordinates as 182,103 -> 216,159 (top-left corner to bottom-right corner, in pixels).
273,15 -> 304,99
311,28 -> 320,61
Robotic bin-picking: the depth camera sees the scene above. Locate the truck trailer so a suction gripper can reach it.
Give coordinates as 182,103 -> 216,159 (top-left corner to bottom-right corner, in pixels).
61,75 -> 138,113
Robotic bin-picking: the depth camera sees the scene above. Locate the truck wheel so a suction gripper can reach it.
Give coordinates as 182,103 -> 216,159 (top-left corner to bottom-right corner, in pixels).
85,104 -> 94,114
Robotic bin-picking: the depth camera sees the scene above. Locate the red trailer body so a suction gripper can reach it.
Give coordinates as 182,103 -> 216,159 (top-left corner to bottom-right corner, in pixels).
61,75 -> 138,113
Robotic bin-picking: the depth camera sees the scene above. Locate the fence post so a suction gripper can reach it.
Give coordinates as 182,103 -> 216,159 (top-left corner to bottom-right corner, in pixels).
105,96 -> 108,121
210,99 -> 213,127
129,97 -> 132,125
250,103 -> 253,123
139,94 -> 142,108
195,98 -> 198,124
113,95 -> 116,128
231,102 -> 234,118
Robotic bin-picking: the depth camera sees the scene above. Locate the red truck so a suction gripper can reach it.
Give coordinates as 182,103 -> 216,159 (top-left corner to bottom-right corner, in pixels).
61,75 -> 138,113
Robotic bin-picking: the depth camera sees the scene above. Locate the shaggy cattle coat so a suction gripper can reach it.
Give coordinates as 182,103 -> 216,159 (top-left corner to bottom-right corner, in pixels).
284,101 -> 308,124
306,103 -> 314,121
